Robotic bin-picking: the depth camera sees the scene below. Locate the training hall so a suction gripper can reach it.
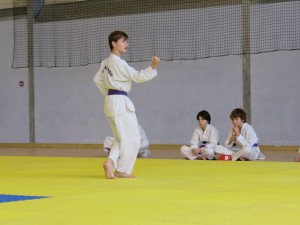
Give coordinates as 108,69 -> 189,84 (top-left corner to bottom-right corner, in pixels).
0,1 -> 300,225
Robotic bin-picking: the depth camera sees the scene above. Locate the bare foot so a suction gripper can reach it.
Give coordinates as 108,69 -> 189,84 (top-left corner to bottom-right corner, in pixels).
103,159 -> 116,179
198,155 -> 207,160
295,157 -> 300,162
239,157 -> 247,161
232,149 -> 244,161
114,171 -> 135,178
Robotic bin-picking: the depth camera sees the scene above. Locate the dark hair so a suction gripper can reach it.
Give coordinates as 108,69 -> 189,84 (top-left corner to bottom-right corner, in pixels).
230,108 -> 247,122
108,31 -> 128,50
196,110 -> 211,124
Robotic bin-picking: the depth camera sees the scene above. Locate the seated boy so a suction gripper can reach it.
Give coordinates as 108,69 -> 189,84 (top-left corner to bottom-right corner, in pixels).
214,108 -> 265,161
180,110 -> 219,160
103,125 -> 150,158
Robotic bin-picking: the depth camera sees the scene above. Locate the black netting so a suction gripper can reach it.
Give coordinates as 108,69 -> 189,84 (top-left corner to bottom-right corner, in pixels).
13,0 -> 300,68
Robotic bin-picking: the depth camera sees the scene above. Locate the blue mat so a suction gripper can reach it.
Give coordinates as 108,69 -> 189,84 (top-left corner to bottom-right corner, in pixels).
0,194 -> 49,203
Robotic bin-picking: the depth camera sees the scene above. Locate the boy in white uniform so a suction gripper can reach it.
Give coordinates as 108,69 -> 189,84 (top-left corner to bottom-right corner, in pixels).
103,125 -> 150,158
214,108 -> 265,161
93,31 -> 160,178
180,110 -> 219,160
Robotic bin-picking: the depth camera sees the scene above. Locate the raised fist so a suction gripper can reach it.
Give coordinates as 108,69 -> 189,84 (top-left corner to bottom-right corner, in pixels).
151,56 -> 160,69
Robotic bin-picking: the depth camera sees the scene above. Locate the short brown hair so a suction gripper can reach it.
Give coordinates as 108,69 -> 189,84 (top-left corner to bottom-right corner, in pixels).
230,108 -> 246,122
108,31 -> 128,50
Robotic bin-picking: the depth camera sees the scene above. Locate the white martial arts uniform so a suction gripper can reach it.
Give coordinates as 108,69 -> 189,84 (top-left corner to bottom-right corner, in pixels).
93,53 -> 157,174
180,124 -> 219,160
103,125 -> 150,158
214,123 -> 265,161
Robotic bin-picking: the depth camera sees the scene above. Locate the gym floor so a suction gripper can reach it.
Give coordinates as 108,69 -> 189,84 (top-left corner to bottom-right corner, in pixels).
0,145 -> 299,162
0,146 -> 300,225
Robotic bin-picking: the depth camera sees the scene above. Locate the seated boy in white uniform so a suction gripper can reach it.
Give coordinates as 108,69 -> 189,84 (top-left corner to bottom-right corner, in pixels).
180,110 -> 219,160
103,125 -> 150,158
214,108 -> 265,161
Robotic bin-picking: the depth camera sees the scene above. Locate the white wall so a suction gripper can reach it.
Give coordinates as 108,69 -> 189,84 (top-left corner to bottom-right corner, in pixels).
252,51 -> 300,146
0,19 -> 29,142
1,17 -> 300,145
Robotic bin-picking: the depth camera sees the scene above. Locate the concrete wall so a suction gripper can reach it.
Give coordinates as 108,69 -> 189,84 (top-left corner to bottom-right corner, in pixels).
1,17 -> 300,146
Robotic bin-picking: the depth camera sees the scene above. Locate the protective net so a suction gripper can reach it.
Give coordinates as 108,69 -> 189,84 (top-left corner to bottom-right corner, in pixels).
13,0 -> 300,68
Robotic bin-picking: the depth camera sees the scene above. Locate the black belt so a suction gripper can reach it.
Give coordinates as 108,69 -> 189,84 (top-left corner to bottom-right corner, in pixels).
108,89 -> 127,96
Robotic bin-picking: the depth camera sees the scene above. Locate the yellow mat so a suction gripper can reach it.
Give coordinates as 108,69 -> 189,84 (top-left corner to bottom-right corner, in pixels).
0,156 -> 300,225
